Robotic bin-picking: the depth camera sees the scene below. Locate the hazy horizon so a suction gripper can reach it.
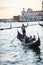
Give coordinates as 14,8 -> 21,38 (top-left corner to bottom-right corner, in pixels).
0,0 -> 43,19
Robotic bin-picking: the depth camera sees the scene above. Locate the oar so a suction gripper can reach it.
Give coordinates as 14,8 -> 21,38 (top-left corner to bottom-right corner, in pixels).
10,36 -> 17,44
13,23 -> 29,28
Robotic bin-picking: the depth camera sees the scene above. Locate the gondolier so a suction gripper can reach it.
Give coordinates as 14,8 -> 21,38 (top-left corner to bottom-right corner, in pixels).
21,24 -> 26,38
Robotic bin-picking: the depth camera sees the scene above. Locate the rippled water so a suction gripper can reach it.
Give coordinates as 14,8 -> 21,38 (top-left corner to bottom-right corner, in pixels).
0,22 -> 43,65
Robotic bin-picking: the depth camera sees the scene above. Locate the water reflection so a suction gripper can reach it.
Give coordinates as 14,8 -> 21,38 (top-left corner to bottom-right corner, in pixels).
22,46 -> 42,64
32,47 -> 42,62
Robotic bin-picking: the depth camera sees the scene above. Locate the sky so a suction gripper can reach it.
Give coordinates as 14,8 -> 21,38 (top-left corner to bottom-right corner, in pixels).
0,0 -> 43,19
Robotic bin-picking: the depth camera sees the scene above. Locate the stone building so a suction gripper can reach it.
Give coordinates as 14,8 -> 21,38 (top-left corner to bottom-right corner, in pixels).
13,1 -> 43,22
19,8 -> 43,22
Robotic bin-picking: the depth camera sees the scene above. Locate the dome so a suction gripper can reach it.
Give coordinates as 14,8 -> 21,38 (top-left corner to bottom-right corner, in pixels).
27,8 -> 32,13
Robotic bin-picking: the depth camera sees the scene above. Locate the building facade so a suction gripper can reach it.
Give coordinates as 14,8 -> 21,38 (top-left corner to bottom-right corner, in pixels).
19,8 -> 43,22
13,1 -> 43,22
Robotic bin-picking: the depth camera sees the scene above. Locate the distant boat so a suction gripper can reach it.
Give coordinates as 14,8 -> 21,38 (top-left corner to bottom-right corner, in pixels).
17,31 -> 40,47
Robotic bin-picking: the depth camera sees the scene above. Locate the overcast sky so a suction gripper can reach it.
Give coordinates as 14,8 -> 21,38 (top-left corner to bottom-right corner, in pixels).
0,0 -> 43,19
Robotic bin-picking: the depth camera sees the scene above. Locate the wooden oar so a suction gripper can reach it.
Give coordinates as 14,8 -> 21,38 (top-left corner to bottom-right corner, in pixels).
10,36 -> 17,44
13,24 -> 29,28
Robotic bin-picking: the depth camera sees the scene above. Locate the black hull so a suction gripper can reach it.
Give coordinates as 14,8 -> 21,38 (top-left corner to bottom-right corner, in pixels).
28,38 -> 40,47
22,38 -> 40,47
39,24 -> 43,27
17,31 -> 40,47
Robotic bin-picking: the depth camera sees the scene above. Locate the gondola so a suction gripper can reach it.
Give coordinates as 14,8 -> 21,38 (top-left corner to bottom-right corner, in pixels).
17,31 -> 40,47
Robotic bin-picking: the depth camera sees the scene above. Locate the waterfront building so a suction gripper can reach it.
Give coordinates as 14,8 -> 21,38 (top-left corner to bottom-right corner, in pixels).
0,18 -> 15,22
13,1 -> 43,22
19,8 -> 43,22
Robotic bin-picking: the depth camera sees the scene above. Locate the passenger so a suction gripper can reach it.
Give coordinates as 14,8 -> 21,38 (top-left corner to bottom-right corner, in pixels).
21,24 -> 26,38
29,36 -> 32,41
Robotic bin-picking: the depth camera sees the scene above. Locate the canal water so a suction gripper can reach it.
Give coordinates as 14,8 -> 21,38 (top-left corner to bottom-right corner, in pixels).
0,21 -> 43,65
